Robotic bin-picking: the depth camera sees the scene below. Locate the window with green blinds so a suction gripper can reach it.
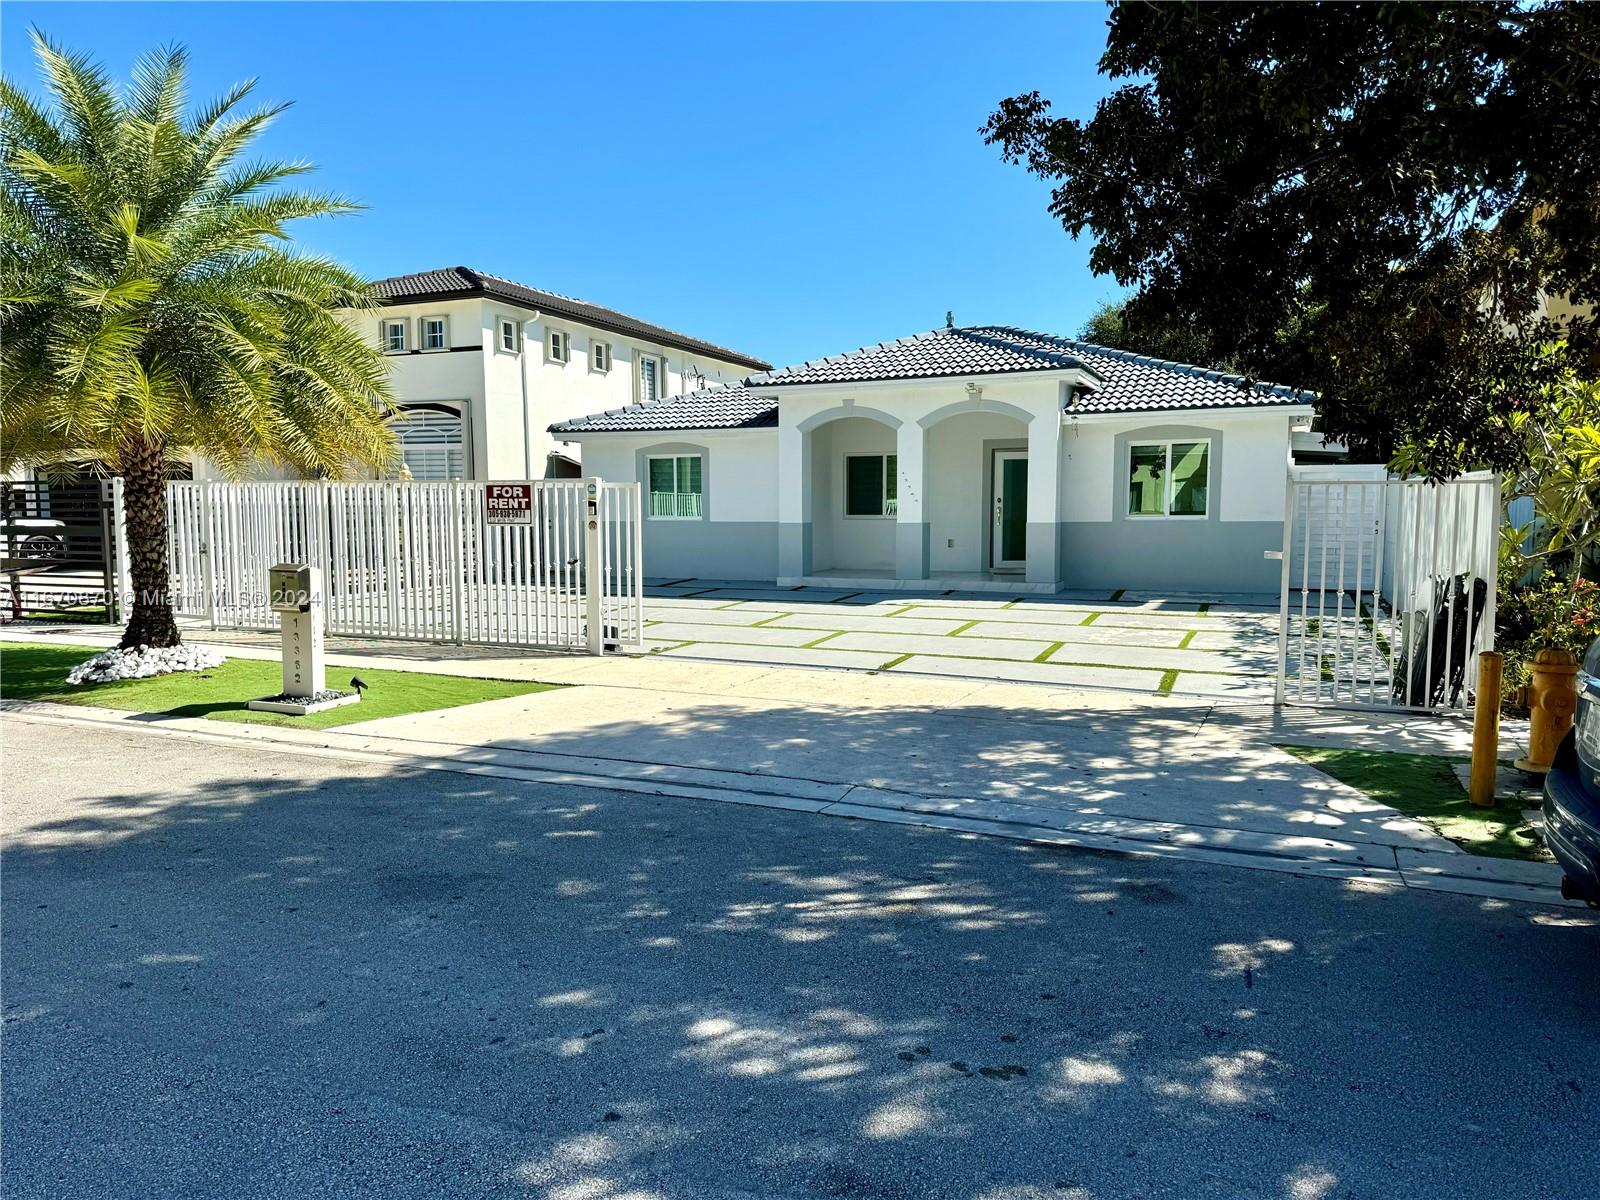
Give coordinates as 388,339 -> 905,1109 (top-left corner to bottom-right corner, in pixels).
845,454 -> 896,517
1128,444 -> 1166,516
1128,440 -> 1209,517
647,454 -> 702,518
1170,442 -> 1208,515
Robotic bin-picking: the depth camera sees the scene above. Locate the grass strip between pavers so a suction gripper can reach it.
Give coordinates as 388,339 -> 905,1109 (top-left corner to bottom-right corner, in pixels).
660,612 -> 1267,652
646,640 -> 694,654
1033,641 -> 1065,664
649,631 -> 1265,677
1108,589 -> 1125,601
861,651 -> 1211,678
932,612 -> 1276,640
0,640 -> 557,731
1177,630 -> 1196,649
1156,669 -> 1181,694
657,600 -> 1280,640
1357,598 -> 1394,660
1279,744 -> 1549,862
876,653 -> 913,671
651,638 -> 1257,678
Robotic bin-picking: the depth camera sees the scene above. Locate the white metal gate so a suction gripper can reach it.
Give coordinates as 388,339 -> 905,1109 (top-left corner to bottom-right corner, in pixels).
167,478 -> 644,654
1276,471 -> 1499,711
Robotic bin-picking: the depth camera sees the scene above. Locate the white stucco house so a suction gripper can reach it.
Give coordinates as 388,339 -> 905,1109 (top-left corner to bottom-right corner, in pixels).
193,267 -> 770,482
551,324 -> 1319,593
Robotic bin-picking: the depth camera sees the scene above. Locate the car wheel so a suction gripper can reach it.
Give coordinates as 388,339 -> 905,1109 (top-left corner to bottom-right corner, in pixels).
20,534 -> 65,561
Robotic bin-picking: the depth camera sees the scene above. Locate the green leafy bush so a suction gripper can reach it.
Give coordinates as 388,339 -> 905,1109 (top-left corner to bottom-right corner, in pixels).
1496,550 -> 1597,698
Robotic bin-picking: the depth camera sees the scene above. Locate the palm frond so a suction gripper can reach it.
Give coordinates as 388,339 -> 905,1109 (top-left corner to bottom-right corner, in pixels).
1,35 -> 395,490
205,157 -> 314,204
0,77 -> 66,158
124,43 -> 187,128
186,76 -> 257,140
29,29 -> 121,163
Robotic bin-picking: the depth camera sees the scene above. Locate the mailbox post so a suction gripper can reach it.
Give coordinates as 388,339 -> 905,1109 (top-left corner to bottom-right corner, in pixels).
585,479 -> 603,656
246,563 -> 360,715
271,563 -> 322,698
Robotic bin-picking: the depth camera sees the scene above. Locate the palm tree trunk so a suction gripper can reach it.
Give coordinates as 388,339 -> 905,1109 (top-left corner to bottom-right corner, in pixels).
118,437 -> 180,649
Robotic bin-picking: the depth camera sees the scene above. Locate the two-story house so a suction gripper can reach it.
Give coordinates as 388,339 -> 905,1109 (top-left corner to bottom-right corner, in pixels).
353,267 -> 770,481
185,266 -> 768,482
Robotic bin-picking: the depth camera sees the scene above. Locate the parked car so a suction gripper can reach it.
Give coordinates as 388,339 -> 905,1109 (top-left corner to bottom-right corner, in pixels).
0,517 -> 68,561
1543,634 -> 1600,907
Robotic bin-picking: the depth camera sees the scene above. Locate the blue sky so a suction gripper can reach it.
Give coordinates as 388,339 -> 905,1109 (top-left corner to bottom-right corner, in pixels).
3,1 -> 1123,368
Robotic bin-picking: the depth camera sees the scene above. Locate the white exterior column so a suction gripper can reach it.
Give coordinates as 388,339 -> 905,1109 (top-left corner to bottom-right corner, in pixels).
776,421 -> 811,578
1026,403 -> 1064,586
895,419 -> 929,580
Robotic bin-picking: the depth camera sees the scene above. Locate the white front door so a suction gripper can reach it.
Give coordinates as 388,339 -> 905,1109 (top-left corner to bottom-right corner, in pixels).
992,451 -> 1028,571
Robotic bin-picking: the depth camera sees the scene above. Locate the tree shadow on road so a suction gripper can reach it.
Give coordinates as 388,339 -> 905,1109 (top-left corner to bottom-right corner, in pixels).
4,734 -> 1598,1200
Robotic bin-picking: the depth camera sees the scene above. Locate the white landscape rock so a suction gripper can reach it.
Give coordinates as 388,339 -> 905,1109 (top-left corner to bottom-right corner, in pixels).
66,643 -> 226,686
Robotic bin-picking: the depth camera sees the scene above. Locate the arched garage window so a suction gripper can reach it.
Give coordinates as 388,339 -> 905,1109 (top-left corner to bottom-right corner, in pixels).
391,405 -> 466,480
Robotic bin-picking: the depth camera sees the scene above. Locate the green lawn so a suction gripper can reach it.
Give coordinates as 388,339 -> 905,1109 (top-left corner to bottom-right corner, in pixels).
1279,744 -> 1549,862
0,640 -> 557,730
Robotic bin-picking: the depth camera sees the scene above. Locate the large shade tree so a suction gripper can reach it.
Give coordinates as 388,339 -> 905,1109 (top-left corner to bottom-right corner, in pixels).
1,34 -> 394,648
985,1 -> 1599,478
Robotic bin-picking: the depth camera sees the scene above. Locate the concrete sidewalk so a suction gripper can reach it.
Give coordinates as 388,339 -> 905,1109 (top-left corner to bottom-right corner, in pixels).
1,620 -> 1520,752
2,625 -> 1562,906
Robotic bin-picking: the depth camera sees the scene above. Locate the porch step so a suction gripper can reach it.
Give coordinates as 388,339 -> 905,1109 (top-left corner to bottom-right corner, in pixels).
776,573 -> 1060,595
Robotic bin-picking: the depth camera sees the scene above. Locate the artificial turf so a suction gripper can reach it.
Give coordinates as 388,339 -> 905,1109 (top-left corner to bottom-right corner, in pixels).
1279,743 -> 1549,862
0,640 -> 556,730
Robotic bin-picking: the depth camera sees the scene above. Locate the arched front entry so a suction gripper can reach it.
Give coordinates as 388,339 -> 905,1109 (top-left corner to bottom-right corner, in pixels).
917,400 -> 1034,578
777,394 -> 1062,587
793,408 -> 903,577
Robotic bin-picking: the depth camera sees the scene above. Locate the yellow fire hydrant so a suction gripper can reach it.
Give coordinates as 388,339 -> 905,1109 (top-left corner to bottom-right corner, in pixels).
1514,649 -> 1581,775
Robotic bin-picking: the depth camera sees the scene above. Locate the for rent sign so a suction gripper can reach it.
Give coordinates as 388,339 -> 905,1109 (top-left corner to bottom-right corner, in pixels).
485,483 -> 534,524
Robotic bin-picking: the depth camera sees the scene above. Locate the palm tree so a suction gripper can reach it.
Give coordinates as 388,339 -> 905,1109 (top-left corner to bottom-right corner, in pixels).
1,33 -> 395,649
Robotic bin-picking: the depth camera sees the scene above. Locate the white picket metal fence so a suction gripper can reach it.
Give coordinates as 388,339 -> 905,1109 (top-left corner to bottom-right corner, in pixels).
167,478 -> 644,654
1275,471 -> 1499,712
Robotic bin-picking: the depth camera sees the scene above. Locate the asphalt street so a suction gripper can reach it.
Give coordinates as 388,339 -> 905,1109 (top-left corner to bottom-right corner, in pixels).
3,717 -> 1597,1200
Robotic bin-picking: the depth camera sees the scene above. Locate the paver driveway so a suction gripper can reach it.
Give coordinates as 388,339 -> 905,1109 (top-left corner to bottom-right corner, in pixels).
640,580 -> 1281,701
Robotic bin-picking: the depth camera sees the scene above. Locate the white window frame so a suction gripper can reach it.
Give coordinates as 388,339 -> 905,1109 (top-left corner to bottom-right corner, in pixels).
843,453 -> 898,520
419,314 -> 449,352
646,453 -> 703,521
496,316 -> 521,355
380,318 -> 408,354
547,329 -> 571,364
637,352 -> 666,403
390,404 -> 468,481
1126,438 -> 1211,520
591,341 -> 612,373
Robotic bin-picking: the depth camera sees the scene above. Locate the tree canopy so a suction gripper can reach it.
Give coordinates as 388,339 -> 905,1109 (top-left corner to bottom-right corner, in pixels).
1077,299 -> 1227,370
986,1 -> 1599,477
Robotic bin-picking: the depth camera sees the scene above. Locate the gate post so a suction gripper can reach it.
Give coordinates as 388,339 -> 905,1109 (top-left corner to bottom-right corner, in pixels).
98,479 -> 116,623
584,476 -> 604,656
199,480 -> 217,629
111,476 -> 132,624
1273,475 -> 1297,706
451,481 -> 465,645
